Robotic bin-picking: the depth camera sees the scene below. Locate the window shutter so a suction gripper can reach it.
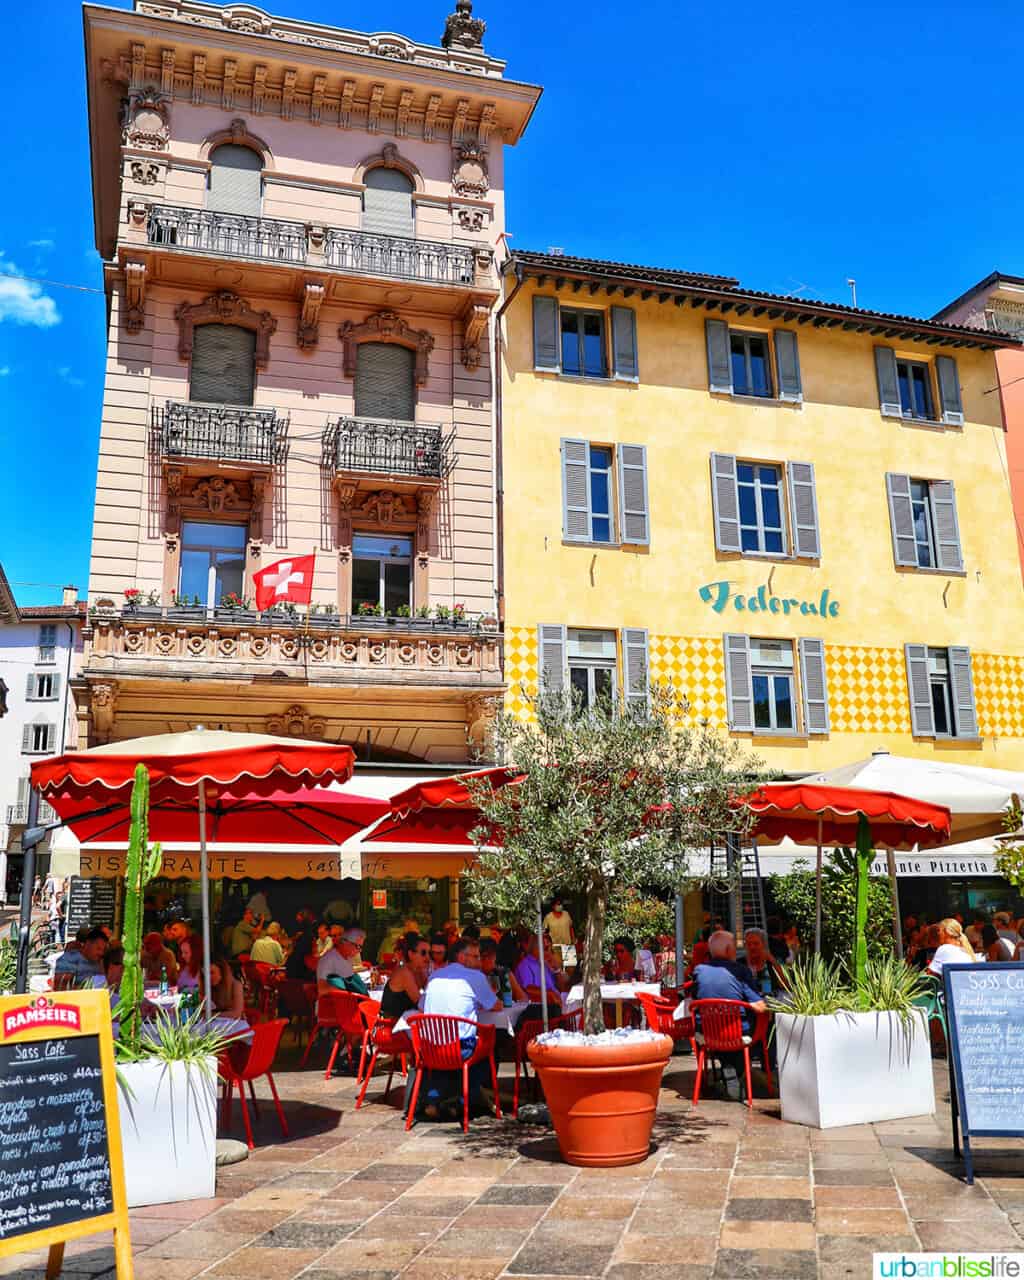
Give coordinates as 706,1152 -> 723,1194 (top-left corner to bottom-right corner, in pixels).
929,480 -> 963,572
611,306 -> 639,382
355,342 -> 416,421
618,444 -> 650,544
189,324 -> 257,406
623,629 -> 650,714
25,673 -> 35,699
904,643 -> 935,737
538,624 -> 567,695
787,461 -> 820,558
561,439 -> 591,541
706,319 -> 733,394
798,638 -> 830,735
21,725 -> 32,753
16,776 -> 30,807
885,473 -> 918,567
208,144 -> 262,216
936,355 -> 964,426
775,330 -> 803,403
723,633 -> 754,732
874,346 -> 902,418
43,724 -> 55,753
710,453 -> 742,552
50,673 -> 61,702
362,167 -> 415,239
533,297 -> 561,372
949,646 -> 979,738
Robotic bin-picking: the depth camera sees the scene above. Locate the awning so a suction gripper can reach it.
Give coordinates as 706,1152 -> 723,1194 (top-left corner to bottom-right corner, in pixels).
753,836 -> 1003,879
61,842 -> 362,881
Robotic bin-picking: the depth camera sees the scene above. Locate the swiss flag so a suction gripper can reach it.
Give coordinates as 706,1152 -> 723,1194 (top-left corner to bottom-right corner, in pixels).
253,554 -> 316,611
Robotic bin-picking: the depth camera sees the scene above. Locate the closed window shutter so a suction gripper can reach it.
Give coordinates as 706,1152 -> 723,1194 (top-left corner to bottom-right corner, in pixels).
948,646 -> 979,738
904,643 -> 935,737
623,629 -> 650,714
538,624 -> 567,695
190,324 -> 257,406
355,342 -> 416,421
44,724 -> 55,752
208,144 -> 262,216
798,638 -> 830,735
706,319 -> 733,394
875,346 -> 902,418
710,453 -> 742,552
618,444 -> 650,544
610,306 -> 639,381
775,330 -> 803,403
561,438 -> 591,541
936,355 -> 964,426
885,473 -> 918,567
723,633 -> 754,732
929,480 -> 963,572
787,461 -> 820,558
363,167 -> 415,238
22,725 -> 32,753
16,776 -> 30,807
25,673 -> 35,699
533,296 -> 560,372
50,673 -> 61,702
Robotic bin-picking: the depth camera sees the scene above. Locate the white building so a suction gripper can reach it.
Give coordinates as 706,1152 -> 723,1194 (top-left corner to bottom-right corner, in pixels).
0,565 -> 85,902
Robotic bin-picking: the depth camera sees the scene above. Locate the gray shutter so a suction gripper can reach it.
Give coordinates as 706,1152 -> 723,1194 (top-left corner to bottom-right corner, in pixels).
561,438 -> 591,541
538,624 -> 567,695
189,324 -> 256,406
21,725 -> 32,753
929,480 -> 963,572
43,724 -> 55,753
208,144 -> 262,216
949,646 -> 979,738
618,444 -> 650,544
533,296 -> 560,372
775,330 -> 803,403
787,461 -> 820,558
611,306 -> 639,381
885,473 -> 918,567
710,453 -> 742,552
875,346 -> 902,418
905,643 -> 935,737
706,319 -> 733,394
50,673 -> 61,702
354,342 -> 416,421
798,638 -> 830,735
16,776 -> 30,808
623,629 -> 650,714
936,355 -> 964,426
362,167 -> 415,239
25,673 -> 35,699
723,633 -> 754,732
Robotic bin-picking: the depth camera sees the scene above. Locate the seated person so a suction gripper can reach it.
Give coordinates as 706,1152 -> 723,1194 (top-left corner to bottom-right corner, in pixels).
54,927 -> 108,987
606,936 -> 638,981
208,959 -> 245,1019
480,936 -> 526,1005
91,946 -> 125,995
691,930 -> 766,1033
230,907 -> 264,957
250,922 -> 286,966
743,928 -> 787,997
515,933 -> 568,1009
428,931 -> 450,974
141,932 -> 180,986
381,932 -> 429,1021
635,937 -> 658,982
422,936 -> 501,1117
177,934 -> 203,991
928,918 -> 979,974
317,927 -> 369,997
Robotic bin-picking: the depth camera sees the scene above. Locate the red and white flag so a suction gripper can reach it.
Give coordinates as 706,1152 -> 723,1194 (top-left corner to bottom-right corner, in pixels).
253,554 -> 315,612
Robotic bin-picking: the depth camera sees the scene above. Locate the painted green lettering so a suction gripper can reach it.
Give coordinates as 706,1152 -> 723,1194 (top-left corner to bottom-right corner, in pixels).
819,589 -> 830,617
757,585 -> 769,612
829,601 -> 839,617
698,581 -> 731,613
734,595 -> 745,611
769,596 -> 781,614
748,594 -> 760,612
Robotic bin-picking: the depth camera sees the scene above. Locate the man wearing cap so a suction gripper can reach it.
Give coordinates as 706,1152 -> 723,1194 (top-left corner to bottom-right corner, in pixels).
317,926 -> 369,997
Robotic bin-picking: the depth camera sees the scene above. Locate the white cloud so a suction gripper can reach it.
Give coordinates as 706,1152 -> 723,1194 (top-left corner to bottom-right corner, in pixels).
0,259 -> 59,327
28,239 -> 54,251
57,366 -> 83,388
0,367 -> 10,377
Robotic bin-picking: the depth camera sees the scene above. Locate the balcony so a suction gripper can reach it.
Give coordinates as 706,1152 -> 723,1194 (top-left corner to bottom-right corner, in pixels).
323,229 -> 475,286
6,801 -> 57,826
154,401 -> 288,469
149,206 -> 307,265
323,417 -> 451,483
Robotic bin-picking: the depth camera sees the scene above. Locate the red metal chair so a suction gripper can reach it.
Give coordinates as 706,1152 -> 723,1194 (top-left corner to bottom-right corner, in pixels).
275,978 -> 316,1046
636,991 -> 698,1056
690,998 -> 774,1110
300,990 -> 365,1079
355,1001 -> 411,1109
404,1013 -> 501,1133
218,1017 -> 289,1150
512,1007 -> 582,1117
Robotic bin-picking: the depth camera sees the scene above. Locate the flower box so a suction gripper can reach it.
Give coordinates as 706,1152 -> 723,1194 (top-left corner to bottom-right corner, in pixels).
214,608 -> 259,625
122,605 -> 164,621
167,606 -> 207,623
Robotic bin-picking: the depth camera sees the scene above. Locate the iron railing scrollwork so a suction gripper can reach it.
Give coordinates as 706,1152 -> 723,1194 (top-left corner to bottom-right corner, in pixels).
323,416 -> 451,478
148,206 -> 307,263
155,401 -> 288,466
323,229 -> 475,284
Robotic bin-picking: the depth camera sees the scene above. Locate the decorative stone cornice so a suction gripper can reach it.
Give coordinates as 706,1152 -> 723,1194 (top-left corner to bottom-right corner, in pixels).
175,291 -> 277,368
338,310 -> 434,386
298,281 -> 325,351
452,143 -> 489,198
266,704 -> 327,738
460,301 -> 489,372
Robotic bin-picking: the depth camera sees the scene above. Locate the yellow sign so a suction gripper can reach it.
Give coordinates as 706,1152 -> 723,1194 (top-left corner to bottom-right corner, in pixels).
77,849 -> 358,881
0,990 -> 132,1279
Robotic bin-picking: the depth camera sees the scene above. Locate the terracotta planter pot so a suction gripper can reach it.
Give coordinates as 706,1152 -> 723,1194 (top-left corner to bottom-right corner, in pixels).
527,1034 -> 673,1167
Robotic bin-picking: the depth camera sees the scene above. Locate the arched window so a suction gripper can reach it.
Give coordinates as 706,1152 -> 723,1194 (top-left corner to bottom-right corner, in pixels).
355,342 -> 415,422
190,324 -> 257,406
363,167 -> 414,239
208,144 -> 262,217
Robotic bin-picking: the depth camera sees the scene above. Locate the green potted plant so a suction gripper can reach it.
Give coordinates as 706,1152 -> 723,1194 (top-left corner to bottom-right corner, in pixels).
466,685 -> 762,1166
355,600 -> 384,627
215,591 -> 257,624
168,591 -> 206,622
262,600 -> 300,626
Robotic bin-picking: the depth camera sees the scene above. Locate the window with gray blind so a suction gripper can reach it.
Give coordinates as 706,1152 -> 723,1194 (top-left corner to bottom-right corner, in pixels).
355,343 -> 416,422
208,144 -> 263,216
189,324 -> 257,405
537,626 -> 649,714
363,167 -> 415,238
561,439 -> 650,545
22,722 -> 56,754
905,644 -> 978,739
710,453 -> 820,558
532,296 -> 639,380
875,347 -> 963,425
885,474 -> 963,572
706,320 -> 802,402
723,634 -> 829,735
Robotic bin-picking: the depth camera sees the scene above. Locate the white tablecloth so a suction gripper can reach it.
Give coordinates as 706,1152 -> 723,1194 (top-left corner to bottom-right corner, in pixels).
137,1015 -> 253,1044
393,1002 -> 529,1037
565,982 -> 661,1006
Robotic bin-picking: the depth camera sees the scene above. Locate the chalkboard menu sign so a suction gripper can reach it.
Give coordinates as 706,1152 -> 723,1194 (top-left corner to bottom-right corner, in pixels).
943,962 -> 1024,1184
66,877 -> 117,937
0,992 -> 131,1278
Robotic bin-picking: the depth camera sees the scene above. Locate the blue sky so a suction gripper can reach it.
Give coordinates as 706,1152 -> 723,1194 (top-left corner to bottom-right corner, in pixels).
0,0 -> 1019,604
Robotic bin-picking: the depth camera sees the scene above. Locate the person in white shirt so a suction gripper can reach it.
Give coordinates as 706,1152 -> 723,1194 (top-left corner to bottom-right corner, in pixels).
420,936 -> 501,1118
317,926 -> 368,996
928,918 -> 979,976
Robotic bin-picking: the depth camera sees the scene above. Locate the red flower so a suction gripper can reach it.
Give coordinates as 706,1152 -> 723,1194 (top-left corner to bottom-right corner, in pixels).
124,588 -> 140,600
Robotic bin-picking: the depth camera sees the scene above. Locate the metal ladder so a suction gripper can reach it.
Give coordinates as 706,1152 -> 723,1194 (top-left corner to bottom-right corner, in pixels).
706,835 -> 767,936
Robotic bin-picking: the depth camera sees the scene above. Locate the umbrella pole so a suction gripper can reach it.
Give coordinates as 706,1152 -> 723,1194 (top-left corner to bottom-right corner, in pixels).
537,896 -> 548,1033
815,817 -> 823,956
674,891 -> 685,989
199,785 -> 213,1020
886,848 -> 903,960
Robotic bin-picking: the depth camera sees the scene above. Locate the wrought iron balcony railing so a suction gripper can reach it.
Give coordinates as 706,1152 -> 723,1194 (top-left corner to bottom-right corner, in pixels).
323,417 -> 451,479
6,801 -> 57,825
154,401 -> 288,467
323,229 -> 475,285
148,206 -> 307,264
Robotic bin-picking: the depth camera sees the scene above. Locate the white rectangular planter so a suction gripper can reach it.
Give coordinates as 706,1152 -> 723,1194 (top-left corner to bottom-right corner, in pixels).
116,1057 -> 218,1207
775,1009 -> 935,1129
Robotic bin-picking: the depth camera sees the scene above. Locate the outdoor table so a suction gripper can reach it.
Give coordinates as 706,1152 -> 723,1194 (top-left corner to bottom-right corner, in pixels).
392,1001 -> 529,1037
565,982 -> 662,1028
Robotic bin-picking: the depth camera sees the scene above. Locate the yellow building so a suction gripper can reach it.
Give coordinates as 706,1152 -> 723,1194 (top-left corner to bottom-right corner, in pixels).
498,250 -> 1024,782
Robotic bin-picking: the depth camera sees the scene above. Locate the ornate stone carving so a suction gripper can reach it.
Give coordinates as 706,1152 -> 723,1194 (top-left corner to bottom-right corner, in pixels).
192,476 -> 239,514
460,301 -> 489,372
452,98 -> 471,144
265,704 -> 327,738
338,310 -> 434,386
165,464 -> 184,536
478,103 -> 497,144
175,291 -> 277,368
222,58 -> 237,108
282,68 -> 297,120
129,159 -> 161,185
424,94 -> 442,142
355,142 -> 422,191
396,88 -> 414,137
249,476 -> 267,544
160,48 -> 174,94
456,206 -> 485,233
123,260 -> 147,334
442,0 -> 486,51
466,692 -> 500,751
125,88 -> 170,150
359,491 -> 414,524
298,281 -> 325,351
252,65 -> 267,113
339,79 -> 356,128
201,119 -> 271,165
368,84 -> 385,132
192,54 -> 206,105
417,490 -> 434,566
453,143 -> 488,198
128,199 -> 148,226
90,683 -> 117,743
310,73 -> 326,124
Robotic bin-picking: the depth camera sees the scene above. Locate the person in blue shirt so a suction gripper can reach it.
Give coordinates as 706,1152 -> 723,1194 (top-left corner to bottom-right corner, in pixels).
421,936 -> 501,1119
692,930 -> 768,1101
54,928 -> 108,988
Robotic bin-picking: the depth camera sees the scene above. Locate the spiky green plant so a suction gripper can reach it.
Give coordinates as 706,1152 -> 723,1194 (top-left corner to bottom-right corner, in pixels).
853,953 -> 930,1028
766,954 -> 846,1017
119,764 -> 162,1056
850,812 -> 874,987
115,1007 -> 232,1071
0,936 -> 15,994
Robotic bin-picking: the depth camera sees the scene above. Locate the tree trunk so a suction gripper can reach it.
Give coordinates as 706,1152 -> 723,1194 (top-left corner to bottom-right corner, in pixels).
583,882 -> 607,1036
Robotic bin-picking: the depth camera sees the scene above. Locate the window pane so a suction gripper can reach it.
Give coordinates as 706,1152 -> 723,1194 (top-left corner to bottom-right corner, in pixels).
911,366 -> 930,418
731,341 -> 747,394
561,311 -> 581,376
931,680 -> 951,735
383,561 -> 411,614
737,463 -> 754,485
897,364 -> 913,415
593,667 -> 614,706
748,338 -> 770,396
179,549 -> 209,602
773,675 -> 794,729
591,516 -> 612,543
582,314 -> 605,377
763,529 -> 784,554
352,558 -> 380,611
213,550 -> 245,602
590,468 -> 610,517
182,520 -> 247,550
352,534 -> 411,559
760,477 -> 782,530
752,674 -> 771,728
738,480 -> 758,528
569,665 -> 590,708
912,497 -> 933,567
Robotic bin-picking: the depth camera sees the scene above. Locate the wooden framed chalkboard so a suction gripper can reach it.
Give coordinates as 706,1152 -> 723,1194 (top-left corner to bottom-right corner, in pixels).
0,990 -> 132,1279
943,961 -> 1024,1185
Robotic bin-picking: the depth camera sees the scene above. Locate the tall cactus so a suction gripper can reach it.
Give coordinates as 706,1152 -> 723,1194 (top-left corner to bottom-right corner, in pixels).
851,812 -> 872,987
119,763 -> 162,1055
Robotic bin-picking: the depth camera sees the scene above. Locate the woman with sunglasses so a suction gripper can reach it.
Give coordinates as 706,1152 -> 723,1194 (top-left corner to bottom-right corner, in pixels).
380,931 -> 430,1020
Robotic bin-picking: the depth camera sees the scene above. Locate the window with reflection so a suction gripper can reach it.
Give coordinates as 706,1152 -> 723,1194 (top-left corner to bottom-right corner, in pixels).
567,628 -> 618,711
560,309 -> 607,378
750,639 -> 796,732
896,359 -> 934,420
730,332 -> 772,397
351,533 -> 412,615
737,462 -> 786,554
179,521 -> 247,608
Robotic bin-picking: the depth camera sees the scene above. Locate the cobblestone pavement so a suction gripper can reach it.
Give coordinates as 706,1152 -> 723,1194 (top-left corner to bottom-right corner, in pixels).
4,1043 -> 1024,1280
